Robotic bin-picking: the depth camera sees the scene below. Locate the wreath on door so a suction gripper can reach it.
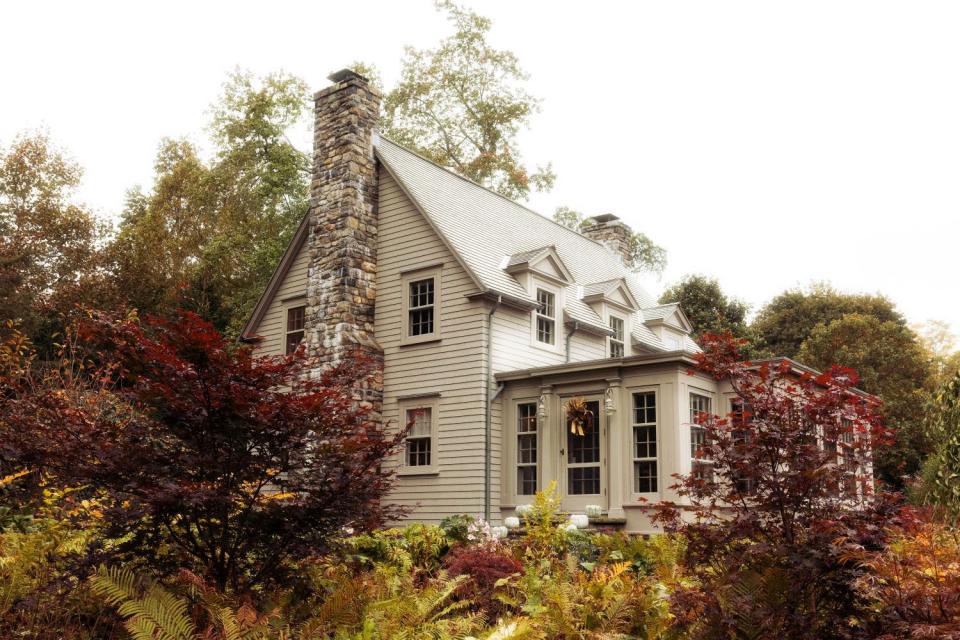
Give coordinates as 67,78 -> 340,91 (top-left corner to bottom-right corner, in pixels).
565,397 -> 594,437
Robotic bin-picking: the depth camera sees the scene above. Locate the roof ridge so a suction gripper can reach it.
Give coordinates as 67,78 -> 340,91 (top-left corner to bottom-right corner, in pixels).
376,136 -> 611,252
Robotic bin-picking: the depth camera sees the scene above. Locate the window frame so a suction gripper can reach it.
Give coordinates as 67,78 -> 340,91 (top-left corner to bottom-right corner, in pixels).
400,266 -> 442,346
283,300 -> 306,355
608,313 -> 626,358
530,280 -> 562,352
515,401 -> 540,497
397,396 -> 440,475
631,388 -> 659,497
688,390 -> 715,483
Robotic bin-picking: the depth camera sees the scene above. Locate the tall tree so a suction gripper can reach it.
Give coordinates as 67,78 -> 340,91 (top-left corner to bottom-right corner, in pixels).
2,310 -> 405,591
658,274 -> 749,340
751,282 -> 904,358
797,314 -> 934,488
108,71 -> 311,335
0,131 -> 110,351
382,0 -> 554,201
551,206 -> 667,275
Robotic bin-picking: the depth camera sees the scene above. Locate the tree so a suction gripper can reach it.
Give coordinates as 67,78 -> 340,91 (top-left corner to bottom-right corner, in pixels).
0,132 -> 109,350
108,70 -> 311,336
382,0 -> 554,201
917,370 -> 960,521
751,282 -> 904,359
551,206 -> 667,275
654,333 -> 894,640
1,310 -> 406,590
658,274 -> 749,340
797,314 -> 934,488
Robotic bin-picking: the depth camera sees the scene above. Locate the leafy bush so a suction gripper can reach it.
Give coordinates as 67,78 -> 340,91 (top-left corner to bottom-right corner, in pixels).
439,513 -> 475,544
443,544 -> 522,620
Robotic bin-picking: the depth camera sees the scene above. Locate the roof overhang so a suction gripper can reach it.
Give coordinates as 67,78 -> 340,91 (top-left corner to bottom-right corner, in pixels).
495,350 -> 699,382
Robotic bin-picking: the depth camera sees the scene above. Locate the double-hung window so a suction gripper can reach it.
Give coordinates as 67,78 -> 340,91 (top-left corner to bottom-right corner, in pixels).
535,288 -> 556,345
401,267 -> 442,345
516,402 -> 538,495
689,392 -> 714,482
609,315 -> 625,358
285,306 -> 306,355
405,405 -> 434,469
632,391 -> 658,493
730,398 -> 755,495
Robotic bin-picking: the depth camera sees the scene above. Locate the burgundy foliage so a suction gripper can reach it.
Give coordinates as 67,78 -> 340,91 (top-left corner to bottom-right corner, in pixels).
654,332 -> 901,640
443,544 -> 522,620
1,309 -> 406,590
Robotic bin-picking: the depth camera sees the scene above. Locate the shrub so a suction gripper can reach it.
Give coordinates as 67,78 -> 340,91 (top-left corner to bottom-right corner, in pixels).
443,544 -> 522,620
2,310 -> 407,590
439,513 -> 475,544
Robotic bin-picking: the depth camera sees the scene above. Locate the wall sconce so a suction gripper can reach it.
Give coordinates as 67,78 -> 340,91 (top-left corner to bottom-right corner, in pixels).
537,394 -> 547,421
604,388 -> 616,416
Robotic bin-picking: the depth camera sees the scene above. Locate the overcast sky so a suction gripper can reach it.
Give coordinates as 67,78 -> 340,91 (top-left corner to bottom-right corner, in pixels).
3,1 -> 958,341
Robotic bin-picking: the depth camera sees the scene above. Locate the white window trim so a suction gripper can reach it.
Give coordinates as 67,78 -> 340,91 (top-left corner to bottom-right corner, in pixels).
397,396 -> 440,475
629,387 -> 660,499
512,399 -> 541,501
282,298 -> 307,355
530,280 -> 563,353
607,311 -> 628,358
400,266 -> 442,346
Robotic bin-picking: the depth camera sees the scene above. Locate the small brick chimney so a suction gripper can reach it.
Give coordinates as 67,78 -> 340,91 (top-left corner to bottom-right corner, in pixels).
581,214 -> 634,266
304,69 -> 383,412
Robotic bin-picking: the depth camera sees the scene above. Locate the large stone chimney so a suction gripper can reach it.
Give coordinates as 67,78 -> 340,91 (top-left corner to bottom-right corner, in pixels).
304,69 -> 383,409
581,213 -> 634,266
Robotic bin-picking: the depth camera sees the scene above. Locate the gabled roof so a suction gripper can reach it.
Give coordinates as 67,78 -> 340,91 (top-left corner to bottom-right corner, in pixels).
504,245 -> 574,284
581,278 -> 641,311
642,303 -> 694,333
375,138 -> 657,310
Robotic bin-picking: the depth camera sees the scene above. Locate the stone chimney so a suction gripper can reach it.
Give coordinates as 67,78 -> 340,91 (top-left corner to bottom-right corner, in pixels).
581,214 -> 634,266
304,69 -> 383,409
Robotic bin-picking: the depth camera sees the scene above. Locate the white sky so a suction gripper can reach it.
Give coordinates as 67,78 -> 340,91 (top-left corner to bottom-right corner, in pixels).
2,1 -> 958,341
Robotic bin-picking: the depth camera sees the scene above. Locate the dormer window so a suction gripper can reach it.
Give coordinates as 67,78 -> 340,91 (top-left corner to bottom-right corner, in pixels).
609,315 -> 625,358
535,288 -> 556,345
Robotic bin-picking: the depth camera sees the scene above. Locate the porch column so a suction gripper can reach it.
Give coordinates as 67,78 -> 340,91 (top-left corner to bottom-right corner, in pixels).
539,384 -> 557,493
606,377 -> 627,519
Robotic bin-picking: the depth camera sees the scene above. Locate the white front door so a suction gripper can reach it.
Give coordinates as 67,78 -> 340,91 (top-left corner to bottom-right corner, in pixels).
560,397 -> 606,512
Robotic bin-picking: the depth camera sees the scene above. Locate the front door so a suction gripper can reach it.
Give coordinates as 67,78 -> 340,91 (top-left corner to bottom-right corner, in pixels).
561,398 -> 606,511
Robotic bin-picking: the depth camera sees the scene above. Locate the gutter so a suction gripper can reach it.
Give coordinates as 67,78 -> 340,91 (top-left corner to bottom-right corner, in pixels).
484,295 -> 502,521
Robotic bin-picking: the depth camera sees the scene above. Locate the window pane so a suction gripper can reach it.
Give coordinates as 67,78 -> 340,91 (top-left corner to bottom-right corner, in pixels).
517,403 -> 537,433
634,460 -> 658,493
287,306 -> 305,332
536,317 -> 555,344
633,392 -> 656,424
609,316 -> 624,341
690,393 -> 712,422
409,308 -> 434,336
518,466 -> 537,495
610,340 -> 624,358
406,408 -> 432,437
406,437 -> 431,467
409,279 -> 434,308
536,289 -> 555,318
285,330 -> 304,355
568,466 -> 600,495
568,415 -> 599,464
634,425 -> 657,459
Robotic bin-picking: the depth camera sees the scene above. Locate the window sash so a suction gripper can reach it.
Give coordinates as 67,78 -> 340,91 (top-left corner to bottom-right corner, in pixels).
516,402 -> 538,495
404,407 -> 433,468
632,391 -> 658,493
408,278 -> 435,337
535,289 -> 556,345
285,306 -> 306,355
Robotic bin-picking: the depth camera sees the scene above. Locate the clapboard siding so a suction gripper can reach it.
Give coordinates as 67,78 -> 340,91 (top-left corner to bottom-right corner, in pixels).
376,167 -> 490,524
250,239 -> 310,356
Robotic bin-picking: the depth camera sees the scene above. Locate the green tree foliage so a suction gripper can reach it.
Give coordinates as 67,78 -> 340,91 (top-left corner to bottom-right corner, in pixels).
752,282 -> 904,358
797,314 -> 934,487
382,0 -> 554,201
658,274 -> 749,340
917,370 -> 960,521
109,71 -> 310,335
551,206 -> 667,275
0,132 -> 110,350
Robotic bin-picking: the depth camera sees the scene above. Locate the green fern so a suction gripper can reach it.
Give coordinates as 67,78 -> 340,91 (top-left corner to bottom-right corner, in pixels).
93,565 -> 196,640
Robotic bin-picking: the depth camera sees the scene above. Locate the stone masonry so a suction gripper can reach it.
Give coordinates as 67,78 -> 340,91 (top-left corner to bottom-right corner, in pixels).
304,69 -> 383,415
581,213 -> 634,266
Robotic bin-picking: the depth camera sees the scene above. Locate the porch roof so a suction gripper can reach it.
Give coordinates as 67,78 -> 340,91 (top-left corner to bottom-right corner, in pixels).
494,350 -> 699,382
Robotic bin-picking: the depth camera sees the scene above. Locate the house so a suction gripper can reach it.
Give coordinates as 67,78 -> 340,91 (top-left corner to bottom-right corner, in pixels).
240,70 -> 869,533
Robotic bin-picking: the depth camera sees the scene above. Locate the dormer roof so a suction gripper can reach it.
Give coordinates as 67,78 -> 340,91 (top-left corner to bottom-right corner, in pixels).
581,278 -> 640,311
642,303 -> 694,334
504,245 -> 574,284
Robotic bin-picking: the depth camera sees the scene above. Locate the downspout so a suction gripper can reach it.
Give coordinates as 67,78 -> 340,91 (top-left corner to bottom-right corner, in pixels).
565,321 -> 581,363
484,296 -> 502,521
